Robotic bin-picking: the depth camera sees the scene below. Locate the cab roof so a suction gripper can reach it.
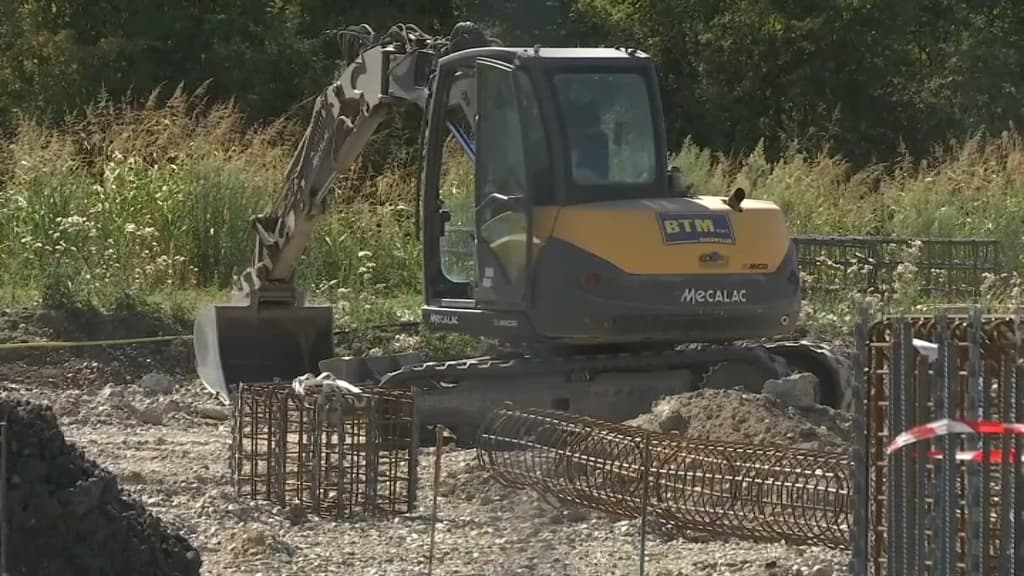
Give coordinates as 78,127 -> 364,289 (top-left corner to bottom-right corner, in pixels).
509,46 -> 649,60
438,45 -> 651,67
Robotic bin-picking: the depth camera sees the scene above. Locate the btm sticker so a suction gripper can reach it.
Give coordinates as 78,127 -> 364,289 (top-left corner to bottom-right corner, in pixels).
657,212 -> 735,245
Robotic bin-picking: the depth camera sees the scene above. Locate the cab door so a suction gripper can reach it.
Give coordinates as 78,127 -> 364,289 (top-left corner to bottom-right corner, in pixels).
472,58 -> 539,309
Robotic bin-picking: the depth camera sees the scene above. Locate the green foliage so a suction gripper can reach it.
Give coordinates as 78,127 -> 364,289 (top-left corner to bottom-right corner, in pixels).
0,89 -> 423,313
675,133 -> 1024,273
3,92 -> 1024,345
576,0 -> 1024,166
4,0 -> 1024,347
4,0 -> 1024,168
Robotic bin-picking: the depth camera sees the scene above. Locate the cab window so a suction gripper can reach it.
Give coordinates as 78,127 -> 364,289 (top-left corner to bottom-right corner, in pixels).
552,72 -> 657,186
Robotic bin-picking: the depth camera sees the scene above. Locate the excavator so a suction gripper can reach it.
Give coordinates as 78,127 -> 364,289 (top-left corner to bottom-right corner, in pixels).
192,22 -> 848,439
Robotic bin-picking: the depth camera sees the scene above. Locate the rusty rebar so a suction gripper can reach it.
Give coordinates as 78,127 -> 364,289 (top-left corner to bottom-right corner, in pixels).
476,406 -> 852,548
862,312 -> 1024,574
232,380 -> 416,519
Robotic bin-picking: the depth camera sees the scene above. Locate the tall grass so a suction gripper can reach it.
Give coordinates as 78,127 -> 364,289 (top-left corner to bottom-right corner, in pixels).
2,89 -> 1022,337
0,86 -> 421,313
674,133 -> 1024,267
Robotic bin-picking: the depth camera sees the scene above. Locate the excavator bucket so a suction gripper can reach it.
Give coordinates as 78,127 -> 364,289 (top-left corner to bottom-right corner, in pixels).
193,301 -> 335,402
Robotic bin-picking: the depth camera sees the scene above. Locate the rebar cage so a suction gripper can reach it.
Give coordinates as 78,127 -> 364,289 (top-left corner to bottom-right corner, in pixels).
476,406 -> 852,548
852,307 -> 1024,576
230,382 -> 418,519
793,236 -> 1001,299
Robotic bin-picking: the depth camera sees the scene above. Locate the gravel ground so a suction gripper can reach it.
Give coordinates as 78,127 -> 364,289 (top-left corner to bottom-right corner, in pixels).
0,309 -> 853,575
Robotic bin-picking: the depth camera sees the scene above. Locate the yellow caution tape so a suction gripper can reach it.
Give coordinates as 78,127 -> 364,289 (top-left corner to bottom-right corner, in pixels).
0,334 -> 193,350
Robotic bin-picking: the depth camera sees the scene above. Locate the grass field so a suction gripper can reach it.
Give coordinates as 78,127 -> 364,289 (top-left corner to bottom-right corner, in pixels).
2,90 -> 1023,343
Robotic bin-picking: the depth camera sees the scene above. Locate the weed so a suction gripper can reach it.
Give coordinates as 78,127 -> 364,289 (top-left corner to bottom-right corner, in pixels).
2,90 -> 1022,351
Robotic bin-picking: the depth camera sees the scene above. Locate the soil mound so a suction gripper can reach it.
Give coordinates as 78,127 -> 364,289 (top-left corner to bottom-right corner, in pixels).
0,397 -> 201,575
624,388 -> 852,452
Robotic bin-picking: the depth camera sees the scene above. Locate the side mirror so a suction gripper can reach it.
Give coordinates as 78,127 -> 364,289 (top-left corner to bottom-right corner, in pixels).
668,166 -> 692,196
439,208 -> 451,236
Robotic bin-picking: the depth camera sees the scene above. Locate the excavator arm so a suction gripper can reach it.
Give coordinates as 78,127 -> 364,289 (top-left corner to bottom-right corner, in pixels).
238,24 -> 438,305
194,22 -> 493,402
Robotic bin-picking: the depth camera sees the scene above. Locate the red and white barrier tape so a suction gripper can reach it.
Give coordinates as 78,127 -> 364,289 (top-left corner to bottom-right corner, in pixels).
885,418 -> 1024,463
927,448 -> 1021,463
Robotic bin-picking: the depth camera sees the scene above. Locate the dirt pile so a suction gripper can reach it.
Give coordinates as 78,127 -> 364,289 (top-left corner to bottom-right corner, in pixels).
624,388 -> 852,452
0,397 -> 201,576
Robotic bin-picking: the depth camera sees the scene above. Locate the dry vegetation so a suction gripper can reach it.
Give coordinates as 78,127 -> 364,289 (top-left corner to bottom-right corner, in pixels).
2,88 -> 1023,339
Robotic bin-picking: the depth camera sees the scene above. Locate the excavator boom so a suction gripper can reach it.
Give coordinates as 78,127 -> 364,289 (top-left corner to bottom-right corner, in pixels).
193,23 -> 483,401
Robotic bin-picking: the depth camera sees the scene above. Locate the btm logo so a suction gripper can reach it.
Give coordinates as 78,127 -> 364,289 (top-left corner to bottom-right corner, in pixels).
657,212 -> 735,245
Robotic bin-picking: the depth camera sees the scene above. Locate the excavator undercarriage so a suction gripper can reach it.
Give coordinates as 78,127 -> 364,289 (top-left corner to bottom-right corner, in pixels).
192,21 -> 851,444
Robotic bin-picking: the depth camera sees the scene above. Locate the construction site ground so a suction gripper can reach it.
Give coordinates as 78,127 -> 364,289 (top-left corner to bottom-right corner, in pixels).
0,308 -> 852,576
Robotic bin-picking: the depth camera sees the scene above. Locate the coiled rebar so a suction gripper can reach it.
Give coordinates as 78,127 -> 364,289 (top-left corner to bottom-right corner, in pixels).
476,406 -> 852,548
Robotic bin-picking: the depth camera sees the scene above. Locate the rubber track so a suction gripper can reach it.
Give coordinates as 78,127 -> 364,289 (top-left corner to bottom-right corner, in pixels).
379,343 -> 791,388
378,340 -> 848,410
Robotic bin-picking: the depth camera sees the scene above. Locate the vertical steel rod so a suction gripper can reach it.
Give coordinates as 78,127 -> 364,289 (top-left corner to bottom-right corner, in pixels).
888,316 -> 907,576
914,352 -> 929,576
336,394 -> 346,522
966,307 -> 984,575
936,313 -> 957,576
899,317 -> 916,575
1015,313 -> 1024,572
409,387 -> 420,511
850,304 -> 869,576
428,426 -> 444,576
365,397 -> 379,515
999,318 -> 1017,576
638,433 -> 650,576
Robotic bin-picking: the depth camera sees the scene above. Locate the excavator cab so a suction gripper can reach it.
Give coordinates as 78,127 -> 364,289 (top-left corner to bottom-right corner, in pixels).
423,48 -> 665,331
420,46 -> 800,348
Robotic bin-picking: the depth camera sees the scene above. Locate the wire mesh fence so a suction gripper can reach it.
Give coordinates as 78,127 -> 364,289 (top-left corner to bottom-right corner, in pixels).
851,306 -> 1024,576
442,228 -> 1002,300
794,236 -> 1001,299
230,381 -> 418,519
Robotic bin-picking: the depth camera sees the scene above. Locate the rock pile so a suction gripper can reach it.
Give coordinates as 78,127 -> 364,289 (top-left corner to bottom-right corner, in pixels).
0,397 -> 201,575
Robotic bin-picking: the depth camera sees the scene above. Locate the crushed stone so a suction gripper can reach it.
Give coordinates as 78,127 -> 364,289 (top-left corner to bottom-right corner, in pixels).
0,307 -> 854,575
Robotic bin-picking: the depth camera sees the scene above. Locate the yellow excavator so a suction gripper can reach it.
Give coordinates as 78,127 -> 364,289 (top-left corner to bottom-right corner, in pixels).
192,22 -> 847,439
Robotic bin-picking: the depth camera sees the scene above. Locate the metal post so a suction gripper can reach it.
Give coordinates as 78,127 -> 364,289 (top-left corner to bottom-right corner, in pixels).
408,388 -> 420,511
1014,313 -> 1024,571
849,304 -> 870,576
914,353 -> 929,576
311,393 -> 324,516
999,319 -> 1017,576
888,316 -> 908,576
365,397 -> 379,515
639,432 -> 650,576
966,307 -> 985,575
336,392 -> 346,521
428,426 -> 444,576
936,313 -> 957,576
274,398 -> 287,508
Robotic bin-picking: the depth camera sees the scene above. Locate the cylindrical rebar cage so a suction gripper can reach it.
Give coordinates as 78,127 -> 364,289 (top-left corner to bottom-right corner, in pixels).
476,406 -> 852,548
